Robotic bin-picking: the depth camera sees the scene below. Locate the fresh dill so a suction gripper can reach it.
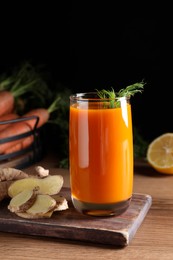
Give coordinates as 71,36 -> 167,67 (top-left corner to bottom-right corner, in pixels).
96,80 -> 146,108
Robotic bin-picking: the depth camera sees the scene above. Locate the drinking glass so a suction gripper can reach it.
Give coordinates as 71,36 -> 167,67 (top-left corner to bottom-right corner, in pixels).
69,92 -> 133,217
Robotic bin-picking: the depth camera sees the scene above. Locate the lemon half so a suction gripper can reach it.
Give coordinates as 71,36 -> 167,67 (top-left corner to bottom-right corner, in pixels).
147,133 -> 173,174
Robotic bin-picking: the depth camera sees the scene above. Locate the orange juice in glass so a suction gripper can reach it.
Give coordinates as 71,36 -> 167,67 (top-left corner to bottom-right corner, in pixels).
69,92 -> 133,216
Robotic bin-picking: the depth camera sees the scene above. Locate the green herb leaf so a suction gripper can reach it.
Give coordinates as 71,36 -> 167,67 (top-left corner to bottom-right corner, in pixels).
96,87 -> 116,108
117,80 -> 146,97
96,80 -> 146,108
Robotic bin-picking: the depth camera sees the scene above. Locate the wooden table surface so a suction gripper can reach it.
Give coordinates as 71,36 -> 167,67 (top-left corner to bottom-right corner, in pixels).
1,155 -> 173,260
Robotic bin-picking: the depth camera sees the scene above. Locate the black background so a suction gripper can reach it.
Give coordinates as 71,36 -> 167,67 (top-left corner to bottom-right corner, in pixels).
0,4 -> 172,143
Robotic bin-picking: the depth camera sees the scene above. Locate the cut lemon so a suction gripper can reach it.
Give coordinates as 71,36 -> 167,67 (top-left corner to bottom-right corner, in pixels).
147,133 -> 173,174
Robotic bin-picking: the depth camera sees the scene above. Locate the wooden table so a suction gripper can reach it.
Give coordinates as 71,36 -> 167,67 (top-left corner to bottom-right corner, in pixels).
1,155 -> 173,260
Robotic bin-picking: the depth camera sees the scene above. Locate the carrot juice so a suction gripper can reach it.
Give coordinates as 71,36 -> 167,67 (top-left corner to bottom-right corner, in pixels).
69,93 -> 133,216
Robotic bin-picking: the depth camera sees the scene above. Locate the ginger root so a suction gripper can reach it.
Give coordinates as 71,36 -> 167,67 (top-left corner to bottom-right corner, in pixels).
14,194 -> 69,219
8,191 -> 68,219
52,194 -> 69,211
35,166 -> 49,178
0,168 -> 29,181
0,168 -> 29,202
15,210 -> 54,219
7,167 -> 69,219
26,194 -> 57,216
0,166 -> 69,219
8,187 -> 39,213
8,175 -> 64,198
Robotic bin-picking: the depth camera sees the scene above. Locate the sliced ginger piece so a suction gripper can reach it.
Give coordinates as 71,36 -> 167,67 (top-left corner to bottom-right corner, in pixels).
8,187 -> 39,213
0,168 -> 29,202
52,194 -> 69,211
26,194 -> 56,216
14,194 -> 69,219
15,210 -> 54,219
8,175 -> 64,198
35,166 -> 49,178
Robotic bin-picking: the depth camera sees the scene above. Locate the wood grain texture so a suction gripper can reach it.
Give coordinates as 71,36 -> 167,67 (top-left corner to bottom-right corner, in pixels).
1,155 -> 173,259
0,188 -> 152,247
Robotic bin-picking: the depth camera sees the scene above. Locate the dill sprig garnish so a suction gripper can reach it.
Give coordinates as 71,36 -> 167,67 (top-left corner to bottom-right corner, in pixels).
117,81 -> 145,98
96,80 -> 146,108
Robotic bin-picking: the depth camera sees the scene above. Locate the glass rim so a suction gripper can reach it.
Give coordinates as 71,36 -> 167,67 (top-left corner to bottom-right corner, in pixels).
70,92 -> 130,102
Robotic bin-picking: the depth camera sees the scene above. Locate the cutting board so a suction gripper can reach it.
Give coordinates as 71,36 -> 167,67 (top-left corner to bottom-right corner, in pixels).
0,188 -> 152,247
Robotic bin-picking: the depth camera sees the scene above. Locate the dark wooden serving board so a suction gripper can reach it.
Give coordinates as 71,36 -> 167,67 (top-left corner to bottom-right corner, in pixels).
0,188 -> 152,247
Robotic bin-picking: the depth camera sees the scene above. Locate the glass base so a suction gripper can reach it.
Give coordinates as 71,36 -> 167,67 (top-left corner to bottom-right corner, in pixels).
72,197 -> 132,217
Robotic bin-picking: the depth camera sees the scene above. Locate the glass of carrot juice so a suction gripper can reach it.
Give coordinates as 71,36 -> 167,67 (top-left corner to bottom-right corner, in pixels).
69,92 -> 133,217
